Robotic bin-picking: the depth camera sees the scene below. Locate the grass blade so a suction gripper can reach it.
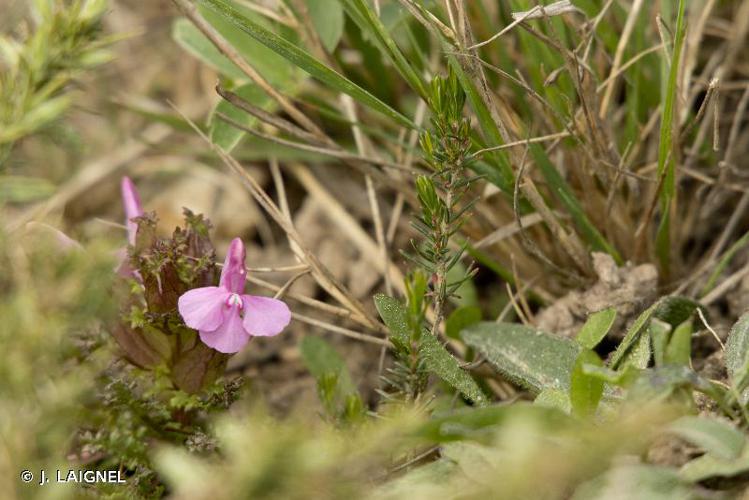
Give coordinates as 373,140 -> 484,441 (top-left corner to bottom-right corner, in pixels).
655,0 -> 688,273
198,0 -> 415,128
340,0 -> 429,100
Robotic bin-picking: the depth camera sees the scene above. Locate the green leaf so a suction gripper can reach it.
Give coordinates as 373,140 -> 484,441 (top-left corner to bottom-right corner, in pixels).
299,336 -> 357,397
654,0 -> 688,273
339,0 -> 428,100
679,445 -> 749,483
700,230 -> 749,297
570,350 -> 604,418
575,464 -> 694,500
627,366 -> 720,403
173,18 -> 246,81
418,403 -> 571,443
619,329 -> 652,370
534,388 -> 571,413
610,297 -> 698,370
725,312 -> 749,402
462,322 -> 581,394
199,0 -> 415,128
575,307 -> 616,350
445,306 -> 481,340
649,318 -> 672,368
667,416 -> 745,460
726,313 -> 749,386
373,293 -> 409,347
664,320 -> 692,366
203,4 -> 301,86
419,333 -> 487,406
446,261 -> 478,308
209,83 -> 272,151
308,0 -> 344,52
581,363 -> 639,387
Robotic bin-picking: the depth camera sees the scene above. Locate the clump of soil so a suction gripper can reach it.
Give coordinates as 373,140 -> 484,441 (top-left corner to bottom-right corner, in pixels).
536,253 -> 658,338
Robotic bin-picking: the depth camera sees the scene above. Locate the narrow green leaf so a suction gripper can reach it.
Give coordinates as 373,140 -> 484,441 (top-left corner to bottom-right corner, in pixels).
419,333 -> 487,405
609,303 -> 656,370
649,318 -> 672,368
575,307 -> 616,350
418,403 -> 571,443
570,349 -> 604,418
701,230 -> 749,297
199,0 -> 414,127
610,297 -> 697,369
726,312 -> 749,401
340,0 -> 428,100
664,319 -> 692,366
462,322 -> 581,393
619,326 -> 652,370
667,416 -> 745,461
373,293 -> 409,347
654,0 -> 688,272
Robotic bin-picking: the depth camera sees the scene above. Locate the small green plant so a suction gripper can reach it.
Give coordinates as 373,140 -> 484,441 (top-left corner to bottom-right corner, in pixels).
0,0 -> 113,165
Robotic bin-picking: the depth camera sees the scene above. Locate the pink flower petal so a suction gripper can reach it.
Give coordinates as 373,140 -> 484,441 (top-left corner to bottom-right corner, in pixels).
121,177 -> 143,246
199,307 -> 251,353
219,238 -> 247,294
241,295 -> 291,337
178,286 -> 228,332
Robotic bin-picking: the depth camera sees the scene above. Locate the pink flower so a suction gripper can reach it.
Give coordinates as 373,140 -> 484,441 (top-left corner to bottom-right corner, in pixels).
117,176 -> 143,278
177,238 -> 291,353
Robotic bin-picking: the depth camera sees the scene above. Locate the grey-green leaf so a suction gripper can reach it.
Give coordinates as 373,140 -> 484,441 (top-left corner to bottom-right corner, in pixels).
462,322 -> 581,393
667,416 -> 745,460
419,333 -> 487,405
373,293 -> 409,347
726,312 -> 749,388
679,445 -> 749,483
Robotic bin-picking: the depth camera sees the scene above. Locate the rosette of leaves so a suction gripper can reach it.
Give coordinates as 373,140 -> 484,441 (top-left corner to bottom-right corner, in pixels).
114,209 -> 230,394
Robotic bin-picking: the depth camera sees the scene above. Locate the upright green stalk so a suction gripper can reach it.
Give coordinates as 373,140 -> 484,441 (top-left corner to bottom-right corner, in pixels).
410,69 -> 476,337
